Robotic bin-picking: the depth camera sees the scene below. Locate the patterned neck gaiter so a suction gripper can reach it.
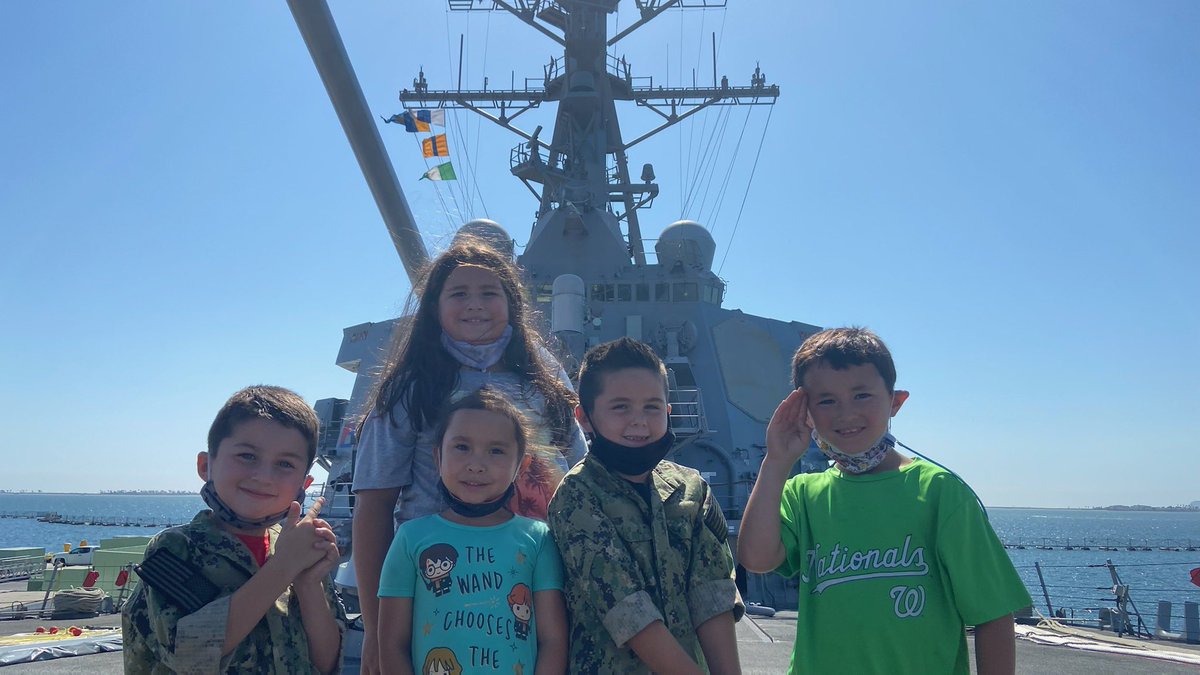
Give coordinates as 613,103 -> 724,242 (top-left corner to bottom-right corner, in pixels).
813,430 -> 896,475
200,480 -> 302,530
441,325 -> 514,371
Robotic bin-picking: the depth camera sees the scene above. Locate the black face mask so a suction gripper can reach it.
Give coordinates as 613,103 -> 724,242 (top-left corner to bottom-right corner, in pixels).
586,425 -> 676,476
437,479 -> 515,519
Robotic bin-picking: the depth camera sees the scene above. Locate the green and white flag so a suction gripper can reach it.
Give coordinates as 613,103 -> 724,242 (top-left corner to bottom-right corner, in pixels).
420,162 -> 456,181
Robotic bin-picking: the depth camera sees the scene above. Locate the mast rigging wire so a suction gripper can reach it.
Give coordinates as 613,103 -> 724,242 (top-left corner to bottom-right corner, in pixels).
702,106 -> 754,230
690,105 -> 736,219
717,103 -> 773,275
682,105 -> 731,217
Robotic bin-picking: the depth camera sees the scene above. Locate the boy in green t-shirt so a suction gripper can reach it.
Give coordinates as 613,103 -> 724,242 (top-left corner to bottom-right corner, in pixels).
739,328 -> 1030,674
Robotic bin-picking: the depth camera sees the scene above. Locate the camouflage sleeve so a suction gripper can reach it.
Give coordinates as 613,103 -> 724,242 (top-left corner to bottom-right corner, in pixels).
132,529 -> 236,674
548,482 -> 663,647
687,482 -> 744,627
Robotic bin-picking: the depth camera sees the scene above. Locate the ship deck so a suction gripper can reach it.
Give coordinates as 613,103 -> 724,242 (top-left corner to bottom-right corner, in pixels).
2,580 -> 1198,673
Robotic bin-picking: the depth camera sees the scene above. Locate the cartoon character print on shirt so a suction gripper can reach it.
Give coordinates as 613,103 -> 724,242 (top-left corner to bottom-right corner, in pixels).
420,543 -> 459,597
507,583 -> 532,640
802,534 -> 929,618
422,646 -> 463,675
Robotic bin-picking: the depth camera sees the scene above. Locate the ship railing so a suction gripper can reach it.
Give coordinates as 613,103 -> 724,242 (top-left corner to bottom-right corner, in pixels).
1018,558 -> 1200,640
313,480 -> 355,520
1003,537 -> 1198,551
8,561 -> 142,618
669,387 -> 706,435
0,555 -> 45,581
510,143 -> 547,170
604,53 -> 652,89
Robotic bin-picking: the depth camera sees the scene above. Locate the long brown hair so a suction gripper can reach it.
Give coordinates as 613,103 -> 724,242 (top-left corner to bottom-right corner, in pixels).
367,235 -> 576,447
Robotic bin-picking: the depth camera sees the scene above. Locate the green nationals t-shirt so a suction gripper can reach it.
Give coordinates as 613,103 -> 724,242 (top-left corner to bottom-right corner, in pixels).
379,514 -> 563,674
776,459 -> 1030,674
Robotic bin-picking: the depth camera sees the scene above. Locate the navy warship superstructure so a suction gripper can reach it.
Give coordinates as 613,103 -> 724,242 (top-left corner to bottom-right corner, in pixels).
289,0 -> 825,610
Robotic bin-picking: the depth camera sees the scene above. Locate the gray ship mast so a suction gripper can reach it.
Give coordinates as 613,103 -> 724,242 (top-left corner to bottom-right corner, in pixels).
400,0 -> 779,281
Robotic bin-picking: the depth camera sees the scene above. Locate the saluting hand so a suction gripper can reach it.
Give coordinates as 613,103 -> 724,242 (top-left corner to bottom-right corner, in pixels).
765,388 -> 814,469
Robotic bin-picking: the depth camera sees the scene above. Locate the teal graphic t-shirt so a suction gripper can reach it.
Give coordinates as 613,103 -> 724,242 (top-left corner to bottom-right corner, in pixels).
379,514 -> 563,674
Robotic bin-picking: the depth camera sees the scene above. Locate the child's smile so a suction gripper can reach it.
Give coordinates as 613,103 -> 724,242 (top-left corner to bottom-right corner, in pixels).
579,367 -> 670,448
438,265 -> 511,345
198,417 -> 311,525
436,408 -> 522,505
802,362 -> 907,456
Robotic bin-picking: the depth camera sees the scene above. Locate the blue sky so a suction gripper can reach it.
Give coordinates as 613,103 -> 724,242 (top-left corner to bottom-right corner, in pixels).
2,1 -> 1197,508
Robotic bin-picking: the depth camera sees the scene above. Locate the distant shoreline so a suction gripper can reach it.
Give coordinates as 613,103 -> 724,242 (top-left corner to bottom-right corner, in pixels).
2,492 -> 1196,511
990,505 -> 1200,512
0,491 -> 196,496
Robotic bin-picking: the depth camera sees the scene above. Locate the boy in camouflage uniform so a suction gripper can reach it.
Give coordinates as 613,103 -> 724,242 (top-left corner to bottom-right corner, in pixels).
548,338 -> 743,674
122,386 -> 347,674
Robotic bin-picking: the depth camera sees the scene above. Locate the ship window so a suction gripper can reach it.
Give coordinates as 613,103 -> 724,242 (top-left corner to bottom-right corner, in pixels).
636,283 -> 649,301
536,283 -> 553,303
673,282 -> 699,302
655,282 -> 670,302
616,284 -> 632,302
590,284 -> 614,302
702,285 -> 723,304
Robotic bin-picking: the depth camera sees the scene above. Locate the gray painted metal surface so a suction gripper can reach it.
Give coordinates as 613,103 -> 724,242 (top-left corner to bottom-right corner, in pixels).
286,0 -> 429,283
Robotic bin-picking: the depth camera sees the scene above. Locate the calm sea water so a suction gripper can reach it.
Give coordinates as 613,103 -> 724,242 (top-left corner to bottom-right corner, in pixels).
988,507 -> 1200,630
2,496 -> 1196,629
0,493 -> 206,552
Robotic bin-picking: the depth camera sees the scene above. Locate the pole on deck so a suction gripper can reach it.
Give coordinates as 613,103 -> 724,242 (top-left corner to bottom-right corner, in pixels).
1034,562 -> 1054,617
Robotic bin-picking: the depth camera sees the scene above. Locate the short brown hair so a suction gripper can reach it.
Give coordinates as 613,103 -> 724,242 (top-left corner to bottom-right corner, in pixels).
207,386 -> 319,467
791,327 -> 897,392
577,337 -> 669,415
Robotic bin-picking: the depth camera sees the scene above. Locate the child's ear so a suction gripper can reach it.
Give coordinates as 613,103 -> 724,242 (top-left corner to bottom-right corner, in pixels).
890,390 -> 910,415
574,404 -> 593,433
195,452 -> 210,483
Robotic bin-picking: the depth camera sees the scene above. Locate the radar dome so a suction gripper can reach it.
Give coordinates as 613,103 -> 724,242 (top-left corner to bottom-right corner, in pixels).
655,220 -> 716,272
455,219 -> 514,258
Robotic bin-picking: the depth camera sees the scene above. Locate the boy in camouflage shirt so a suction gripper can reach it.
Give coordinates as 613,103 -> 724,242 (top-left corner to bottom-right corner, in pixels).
122,386 -> 346,674
548,338 -> 743,674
